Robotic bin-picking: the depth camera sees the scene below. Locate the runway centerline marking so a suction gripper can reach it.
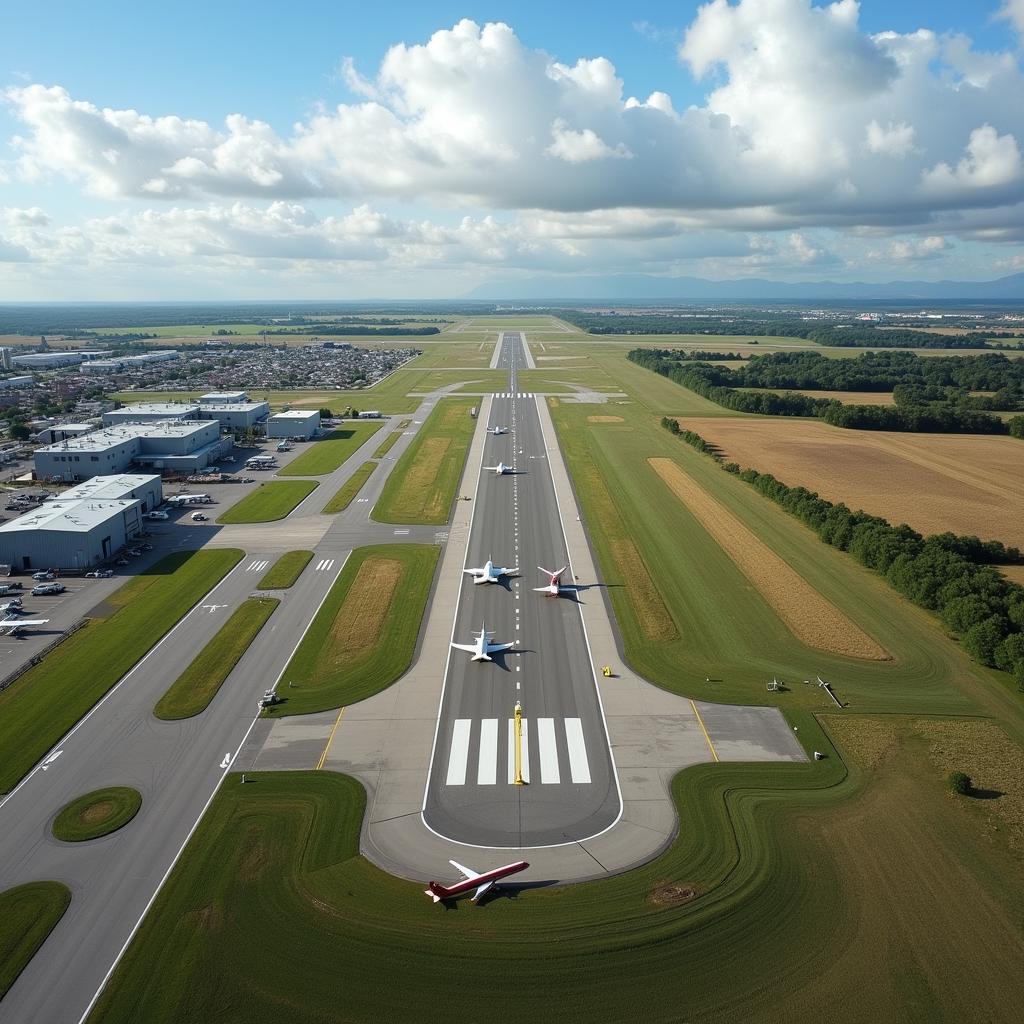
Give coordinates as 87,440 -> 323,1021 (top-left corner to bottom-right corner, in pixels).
316,705 -> 347,770
690,700 -> 720,762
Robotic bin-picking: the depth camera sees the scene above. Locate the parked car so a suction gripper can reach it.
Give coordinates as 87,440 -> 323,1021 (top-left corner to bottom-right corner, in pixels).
115,557 -> 130,566
126,548 -> 142,557
85,569 -> 114,579
241,477 -> 255,483
190,511 -> 209,522
146,510 -> 169,520
31,582 -> 65,596
32,571 -> 56,581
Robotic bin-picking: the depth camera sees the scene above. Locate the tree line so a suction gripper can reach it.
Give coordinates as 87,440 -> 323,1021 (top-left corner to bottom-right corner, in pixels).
660,417 -> 1024,689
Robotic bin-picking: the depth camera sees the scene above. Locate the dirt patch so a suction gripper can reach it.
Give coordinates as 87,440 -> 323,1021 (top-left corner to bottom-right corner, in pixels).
330,558 -> 402,657
80,801 -> 115,825
683,418 -> 1024,549
1000,565 -> 1024,585
189,902 -> 225,933
824,715 -> 901,770
649,457 -> 888,660
587,415 -> 624,423
650,882 -> 699,906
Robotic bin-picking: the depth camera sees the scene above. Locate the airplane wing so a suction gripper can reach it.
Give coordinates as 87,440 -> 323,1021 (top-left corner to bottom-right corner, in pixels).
473,880 -> 495,901
451,642 -> 478,654
463,567 -> 481,576
486,641 -> 514,654
449,860 -> 480,880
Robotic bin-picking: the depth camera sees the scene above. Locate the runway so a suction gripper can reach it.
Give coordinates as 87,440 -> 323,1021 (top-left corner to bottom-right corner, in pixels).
422,333 -> 621,847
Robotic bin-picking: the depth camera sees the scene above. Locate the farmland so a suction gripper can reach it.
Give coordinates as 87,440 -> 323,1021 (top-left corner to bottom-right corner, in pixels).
276,422 -> 384,475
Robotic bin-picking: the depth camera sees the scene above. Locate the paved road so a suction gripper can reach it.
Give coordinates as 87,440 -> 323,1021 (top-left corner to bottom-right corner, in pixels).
422,333 -> 620,847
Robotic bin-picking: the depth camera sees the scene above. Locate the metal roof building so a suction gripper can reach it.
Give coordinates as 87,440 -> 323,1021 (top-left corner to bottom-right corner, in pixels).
102,404 -> 199,426
266,410 -> 320,439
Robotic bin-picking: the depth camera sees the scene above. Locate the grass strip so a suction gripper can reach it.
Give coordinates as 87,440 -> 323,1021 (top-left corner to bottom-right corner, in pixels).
257,551 -> 314,589
373,398 -> 477,524
268,544 -> 439,716
372,430 -> 402,458
154,598 -> 279,720
218,481 -> 318,524
0,550 -> 243,794
0,882 -> 71,1000
277,423 -> 384,476
51,787 -> 142,842
322,462 -> 376,514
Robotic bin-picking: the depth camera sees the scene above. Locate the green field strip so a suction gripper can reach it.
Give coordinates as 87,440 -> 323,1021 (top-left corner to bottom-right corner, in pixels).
276,422 -> 384,476
322,462 -> 377,514
372,430 -> 402,458
51,787 -> 142,842
0,882 -> 72,1000
154,598 -> 279,720
373,398 -> 477,525
266,544 -> 439,716
0,549 -> 243,794
218,481 -> 318,523
257,551 -> 314,589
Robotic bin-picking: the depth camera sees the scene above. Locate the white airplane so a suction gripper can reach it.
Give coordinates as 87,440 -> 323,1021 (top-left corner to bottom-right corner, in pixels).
489,425 -> 508,435
0,601 -> 24,615
451,622 -> 514,662
482,461 -> 514,476
0,618 -> 49,637
464,557 -> 519,585
425,859 -> 529,903
534,566 -> 570,596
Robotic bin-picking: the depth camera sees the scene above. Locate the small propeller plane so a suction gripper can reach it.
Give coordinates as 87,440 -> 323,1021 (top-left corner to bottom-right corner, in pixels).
482,461 -> 513,476
464,557 -> 519,585
451,622 -> 514,662
489,425 -> 508,435
534,566 -> 570,596
424,859 -> 529,903
0,618 -> 50,637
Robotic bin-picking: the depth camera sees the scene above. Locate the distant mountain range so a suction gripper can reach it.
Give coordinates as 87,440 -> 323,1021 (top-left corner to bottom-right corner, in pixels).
465,272 -> 1024,303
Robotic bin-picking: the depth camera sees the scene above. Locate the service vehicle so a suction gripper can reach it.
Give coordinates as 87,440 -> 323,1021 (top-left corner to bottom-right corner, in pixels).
85,569 -> 114,579
32,571 -> 56,582
190,511 -> 209,522
146,510 -> 169,520
31,582 -> 65,596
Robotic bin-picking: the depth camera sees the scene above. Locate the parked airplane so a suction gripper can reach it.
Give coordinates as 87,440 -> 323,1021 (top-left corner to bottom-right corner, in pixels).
464,557 -> 519,585
0,618 -> 50,637
451,622 -> 514,662
534,566 -> 570,596
489,425 -> 508,435
424,859 -> 529,903
482,461 -> 513,475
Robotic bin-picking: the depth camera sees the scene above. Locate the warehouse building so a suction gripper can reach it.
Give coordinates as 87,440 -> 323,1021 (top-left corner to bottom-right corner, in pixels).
196,401 -> 270,432
200,391 -> 249,404
0,474 -> 161,571
80,351 -> 179,374
266,410 -> 320,439
0,374 -> 34,390
11,352 -> 83,369
102,403 -> 199,426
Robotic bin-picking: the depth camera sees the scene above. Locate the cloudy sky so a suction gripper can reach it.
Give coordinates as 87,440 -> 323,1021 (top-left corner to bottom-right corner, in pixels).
3,0 -> 1024,299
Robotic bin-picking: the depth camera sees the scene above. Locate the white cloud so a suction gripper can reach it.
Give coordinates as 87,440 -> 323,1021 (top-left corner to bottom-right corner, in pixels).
546,120 -> 633,162
865,119 -> 916,157
921,124 -> 1022,194
998,1 -> 1024,34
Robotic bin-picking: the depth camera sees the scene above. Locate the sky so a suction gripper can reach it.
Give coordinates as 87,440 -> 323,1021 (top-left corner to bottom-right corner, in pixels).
2,0 -> 1024,300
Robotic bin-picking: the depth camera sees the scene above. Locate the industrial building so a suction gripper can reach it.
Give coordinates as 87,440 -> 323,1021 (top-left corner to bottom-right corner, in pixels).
0,347 -> 12,370
0,375 -> 34,390
34,420 -> 228,482
266,410 -> 320,439
0,474 -> 161,571
196,401 -> 269,431
103,398 -> 270,433
36,424 -> 95,445
80,351 -> 179,374
11,352 -> 83,369
200,391 -> 249,404
102,403 -> 199,426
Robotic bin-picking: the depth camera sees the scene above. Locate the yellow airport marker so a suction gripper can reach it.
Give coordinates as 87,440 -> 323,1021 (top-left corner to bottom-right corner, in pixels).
513,701 -> 526,785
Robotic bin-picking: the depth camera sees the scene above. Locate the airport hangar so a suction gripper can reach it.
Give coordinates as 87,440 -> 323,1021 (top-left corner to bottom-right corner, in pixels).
266,409 -> 321,439
0,474 -> 162,571
102,398 -> 270,432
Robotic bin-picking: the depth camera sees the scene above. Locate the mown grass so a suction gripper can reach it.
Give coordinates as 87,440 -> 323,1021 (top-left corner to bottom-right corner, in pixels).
154,598 -> 279,720
86,712 -> 1024,1024
0,550 -> 243,794
276,423 -> 384,476
373,398 -> 477,524
218,481 -> 318,523
51,787 -> 142,842
372,430 -> 402,458
268,544 -> 438,716
257,551 -> 313,589
322,462 -> 376,514
0,882 -> 71,1000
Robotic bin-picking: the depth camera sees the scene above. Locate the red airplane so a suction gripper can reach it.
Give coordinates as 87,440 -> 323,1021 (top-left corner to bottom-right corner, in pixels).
534,565 -> 570,597
424,859 -> 529,903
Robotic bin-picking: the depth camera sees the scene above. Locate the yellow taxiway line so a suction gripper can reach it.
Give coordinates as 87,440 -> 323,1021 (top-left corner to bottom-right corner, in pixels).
316,706 -> 346,770
689,699 -> 719,762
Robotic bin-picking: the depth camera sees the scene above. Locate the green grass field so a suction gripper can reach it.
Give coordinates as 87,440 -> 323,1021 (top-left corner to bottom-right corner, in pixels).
51,787 -> 142,842
0,882 -> 71,1000
276,422 -> 383,476
218,481 -> 318,523
322,461 -> 377,514
0,550 -> 242,794
267,544 -> 439,716
373,398 -> 477,524
372,429 -> 402,458
257,551 -> 314,589
154,598 -> 279,720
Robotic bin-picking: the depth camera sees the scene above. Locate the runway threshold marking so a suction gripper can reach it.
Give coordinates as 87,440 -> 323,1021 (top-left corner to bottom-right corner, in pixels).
316,706 -> 347,770
564,718 -> 591,783
690,700 -> 720,762
446,719 -> 472,785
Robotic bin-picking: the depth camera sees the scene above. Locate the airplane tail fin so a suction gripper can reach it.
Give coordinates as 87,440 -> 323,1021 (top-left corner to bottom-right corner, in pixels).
424,883 -> 451,903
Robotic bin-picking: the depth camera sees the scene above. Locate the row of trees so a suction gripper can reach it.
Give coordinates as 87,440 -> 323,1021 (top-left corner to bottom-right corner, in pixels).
659,418 -> 1024,688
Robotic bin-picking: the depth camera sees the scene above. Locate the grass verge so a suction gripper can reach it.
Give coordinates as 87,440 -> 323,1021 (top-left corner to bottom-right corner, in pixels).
218,481 -> 318,524
154,598 -> 279,720
276,423 -> 383,476
51,787 -> 142,842
373,398 -> 477,524
0,882 -> 71,1000
257,551 -> 313,589
322,462 -> 376,514
268,544 -> 438,716
0,550 -> 243,794
372,430 -> 402,458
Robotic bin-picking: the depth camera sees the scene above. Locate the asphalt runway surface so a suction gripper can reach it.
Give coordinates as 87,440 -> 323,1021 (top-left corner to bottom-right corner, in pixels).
422,333 -> 620,847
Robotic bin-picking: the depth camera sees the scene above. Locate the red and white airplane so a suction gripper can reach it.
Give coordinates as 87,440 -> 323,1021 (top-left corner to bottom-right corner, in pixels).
534,565 -> 570,597
424,859 -> 529,903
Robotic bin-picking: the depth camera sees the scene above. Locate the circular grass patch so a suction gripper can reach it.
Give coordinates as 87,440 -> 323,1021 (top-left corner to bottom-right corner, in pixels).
52,787 -> 142,842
